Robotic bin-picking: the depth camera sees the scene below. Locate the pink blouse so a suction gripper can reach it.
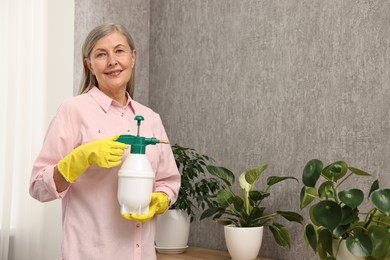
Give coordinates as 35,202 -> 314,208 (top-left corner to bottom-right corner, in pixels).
30,87 -> 180,260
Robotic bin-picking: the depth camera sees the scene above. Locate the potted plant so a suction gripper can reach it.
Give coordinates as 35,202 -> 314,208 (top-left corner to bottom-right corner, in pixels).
300,159 -> 390,260
200,164 -> 304,259
155,144 -> 221,253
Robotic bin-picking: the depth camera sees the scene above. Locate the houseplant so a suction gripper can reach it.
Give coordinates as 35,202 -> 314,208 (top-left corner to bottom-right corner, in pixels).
155,144 -> 222,253
169,144 -> 221,219
300,159 -> 390,260
200,164 -> 304,259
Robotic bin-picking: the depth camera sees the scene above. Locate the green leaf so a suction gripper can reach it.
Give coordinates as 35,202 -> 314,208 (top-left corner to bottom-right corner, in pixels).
216,219 -> 233,226
268,222 -> 291,249
322,161 -> 348,182
318,181 -> 334,199
277,211 -> 304,225
300,186 -> 317,209
333,224 -> 350,238
267,176 -> 298,186
216,189 -> 234,208
318,228 -> 333,256
346,232 -> 372,257
200,207 -> 219,220
303,159 -> 323,187
339,205 -> 358,226
207,165 -> 235,187
369,180 -> 379,198
244,165 -> 268,185
304,224 -> 317,252
232,196 -> 244,212
370,188 -> 390,216
317,238 -> 328,259
338,189 -> 364,209
248,207 -> 264,226
368,225 -> 390,259
348,166 -> 371,176
311,200 -> 342,231
249,190 -> 269,202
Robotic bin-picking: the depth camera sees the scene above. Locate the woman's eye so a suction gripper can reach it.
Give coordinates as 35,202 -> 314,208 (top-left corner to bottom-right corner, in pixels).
116,49 -> 125,54
96,53 -> 106,58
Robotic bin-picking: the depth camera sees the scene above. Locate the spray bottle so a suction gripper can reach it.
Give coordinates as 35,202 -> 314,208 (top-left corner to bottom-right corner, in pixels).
116,115 -> 168,215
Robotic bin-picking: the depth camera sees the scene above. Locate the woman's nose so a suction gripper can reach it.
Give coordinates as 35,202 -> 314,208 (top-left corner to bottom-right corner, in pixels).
107,54 -> 118,66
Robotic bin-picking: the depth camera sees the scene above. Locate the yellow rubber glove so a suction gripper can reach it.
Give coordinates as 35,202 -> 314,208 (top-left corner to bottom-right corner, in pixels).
122,192 -> 170,222
58,134 -> 128,183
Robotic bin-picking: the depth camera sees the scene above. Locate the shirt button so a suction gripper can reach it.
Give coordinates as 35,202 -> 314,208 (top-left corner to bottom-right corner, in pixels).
136,244 -> 140,248
127,129 -> 130,132
136,224 -> 140,228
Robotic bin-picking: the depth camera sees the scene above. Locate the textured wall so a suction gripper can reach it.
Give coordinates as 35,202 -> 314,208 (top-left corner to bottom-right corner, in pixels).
74,0 -> 150,104
74,1 -> 390,259
149,1 -> 390,259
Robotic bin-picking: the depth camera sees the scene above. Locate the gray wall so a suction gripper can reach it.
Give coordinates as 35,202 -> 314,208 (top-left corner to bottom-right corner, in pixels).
76,1 -> 390,259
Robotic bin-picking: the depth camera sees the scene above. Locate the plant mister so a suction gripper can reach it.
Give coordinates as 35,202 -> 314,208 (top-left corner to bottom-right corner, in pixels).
116,115 -> 168,216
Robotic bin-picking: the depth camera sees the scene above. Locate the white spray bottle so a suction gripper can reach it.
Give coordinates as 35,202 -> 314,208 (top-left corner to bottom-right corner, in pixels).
116,115 -> 168,216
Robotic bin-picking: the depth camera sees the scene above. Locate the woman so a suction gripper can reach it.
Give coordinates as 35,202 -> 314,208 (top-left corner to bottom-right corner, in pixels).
30,23 -> 180,260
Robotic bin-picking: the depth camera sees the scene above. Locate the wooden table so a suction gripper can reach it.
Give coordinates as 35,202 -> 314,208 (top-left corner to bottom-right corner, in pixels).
156,246 -> 271,260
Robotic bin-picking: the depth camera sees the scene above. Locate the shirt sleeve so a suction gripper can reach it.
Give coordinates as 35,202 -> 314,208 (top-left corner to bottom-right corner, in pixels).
29,102 -> 77,202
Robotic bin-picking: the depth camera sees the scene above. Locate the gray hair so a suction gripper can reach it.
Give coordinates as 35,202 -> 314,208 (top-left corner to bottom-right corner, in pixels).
79,23 -> 136,98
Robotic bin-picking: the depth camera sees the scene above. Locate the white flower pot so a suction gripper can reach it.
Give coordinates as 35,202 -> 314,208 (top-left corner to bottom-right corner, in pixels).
224,225 -> 264,260
155,209 -> 190,254
332,239 -> 365,260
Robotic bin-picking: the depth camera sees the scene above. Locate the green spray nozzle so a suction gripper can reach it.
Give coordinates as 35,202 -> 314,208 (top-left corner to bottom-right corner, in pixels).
116,115 -> 169,154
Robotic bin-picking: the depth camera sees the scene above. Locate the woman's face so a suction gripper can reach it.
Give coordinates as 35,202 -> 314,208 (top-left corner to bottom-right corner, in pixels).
86,31 -> 135,95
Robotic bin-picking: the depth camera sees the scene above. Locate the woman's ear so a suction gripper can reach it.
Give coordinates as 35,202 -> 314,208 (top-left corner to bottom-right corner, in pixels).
84,58 -> 94,75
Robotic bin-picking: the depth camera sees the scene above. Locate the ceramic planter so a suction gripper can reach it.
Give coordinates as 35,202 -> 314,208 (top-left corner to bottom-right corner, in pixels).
155,209 -> 190,254
224,225 -> 264,260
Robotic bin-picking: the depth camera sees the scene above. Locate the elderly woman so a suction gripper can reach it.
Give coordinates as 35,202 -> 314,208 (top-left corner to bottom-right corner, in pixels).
30,23 -> 180,260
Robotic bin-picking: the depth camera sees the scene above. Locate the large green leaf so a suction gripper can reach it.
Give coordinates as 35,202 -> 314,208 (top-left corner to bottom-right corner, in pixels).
311,201 -> 342,231
277,211 -> 304,224
206,165 -> 235,187
248,207 -> 264,226
304,224 -> 317,252
318,228 -> 333,256
300,186 -> 317,209
346,232 -> 372,257
338,189 -> 364,209
244,165 -> 268,185
216,189 -> 234,208
370,188 -> 390,216
232,196 -> 244,212
267,176 -> 298,186
368,225 -> 390,260
303,159 -> 323,187
268,222 -> 291,249
200,207 -> 219,220
339,205 -> 358,226
322,161 -> 348,182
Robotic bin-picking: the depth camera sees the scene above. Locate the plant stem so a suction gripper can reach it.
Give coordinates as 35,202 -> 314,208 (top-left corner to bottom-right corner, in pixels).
331,184 -> 340,204
335,172 -> 352,189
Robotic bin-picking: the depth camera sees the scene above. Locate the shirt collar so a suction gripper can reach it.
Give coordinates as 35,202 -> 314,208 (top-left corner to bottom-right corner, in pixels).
88,86 -> 135,113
